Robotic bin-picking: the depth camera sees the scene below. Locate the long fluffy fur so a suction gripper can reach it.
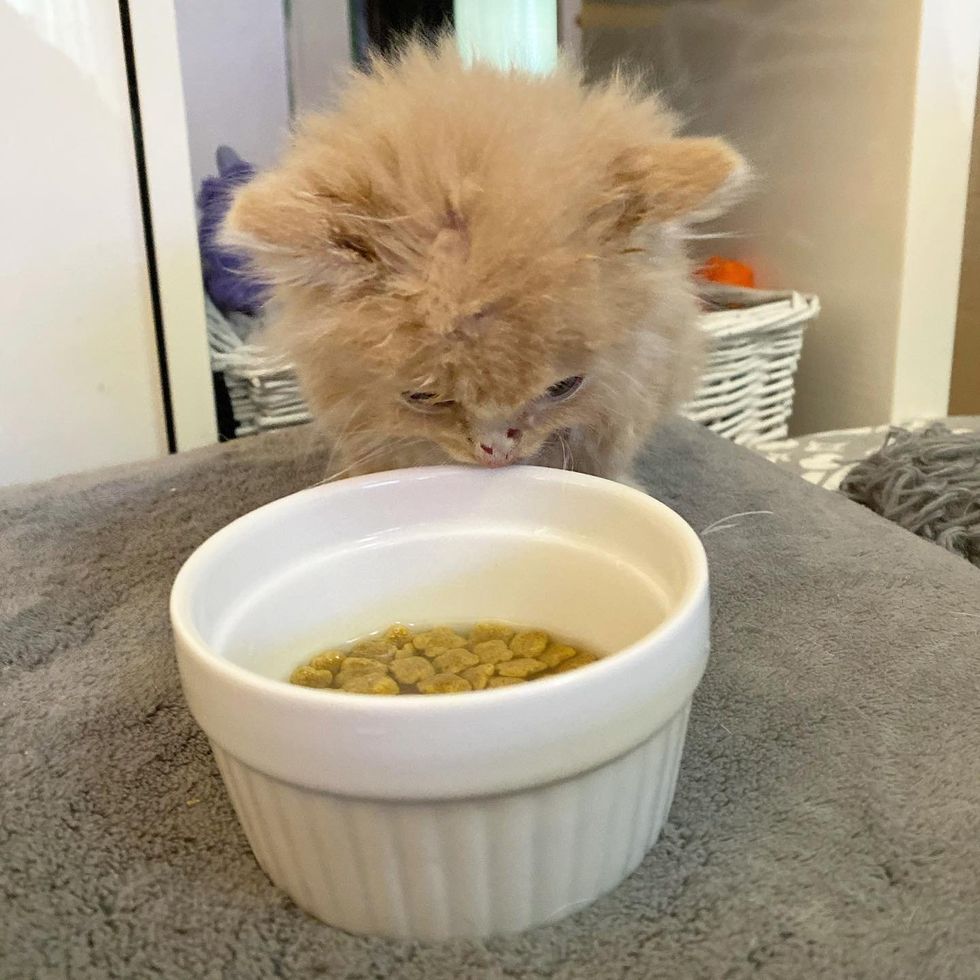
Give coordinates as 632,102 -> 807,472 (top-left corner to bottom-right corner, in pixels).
223,39 -> 747,481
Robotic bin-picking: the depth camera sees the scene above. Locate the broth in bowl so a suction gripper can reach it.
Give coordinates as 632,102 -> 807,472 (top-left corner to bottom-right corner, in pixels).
289,622 -> 598,695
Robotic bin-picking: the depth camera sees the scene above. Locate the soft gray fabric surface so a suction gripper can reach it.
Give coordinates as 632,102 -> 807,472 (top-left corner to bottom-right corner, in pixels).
2,420 -> 978,980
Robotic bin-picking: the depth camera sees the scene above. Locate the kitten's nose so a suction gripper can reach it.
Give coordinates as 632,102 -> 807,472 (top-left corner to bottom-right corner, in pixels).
475,428 -> 522,466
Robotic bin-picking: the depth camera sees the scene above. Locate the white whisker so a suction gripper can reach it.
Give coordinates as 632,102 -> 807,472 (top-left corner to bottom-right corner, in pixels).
319,435 -> 410,483
701,511 -> 773,536
678,230 -> 746,241
557,430 -> 574,472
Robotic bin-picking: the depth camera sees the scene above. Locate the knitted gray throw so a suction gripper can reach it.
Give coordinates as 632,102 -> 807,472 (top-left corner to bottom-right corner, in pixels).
840,423 -> 980,567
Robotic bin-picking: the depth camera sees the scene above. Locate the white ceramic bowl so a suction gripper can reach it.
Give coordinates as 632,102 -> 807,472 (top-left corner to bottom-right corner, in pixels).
171,466 -> 709,940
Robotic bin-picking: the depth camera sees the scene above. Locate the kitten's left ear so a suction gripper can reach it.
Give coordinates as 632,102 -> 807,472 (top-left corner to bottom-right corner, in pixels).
604,137 -> 749,232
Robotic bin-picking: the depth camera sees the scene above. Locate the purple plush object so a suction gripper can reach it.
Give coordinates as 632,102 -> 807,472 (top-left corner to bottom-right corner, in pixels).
197,146 -> 268,316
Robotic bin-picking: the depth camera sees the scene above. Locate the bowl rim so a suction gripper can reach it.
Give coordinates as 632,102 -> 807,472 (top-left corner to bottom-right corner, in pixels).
170,464 -> 709,717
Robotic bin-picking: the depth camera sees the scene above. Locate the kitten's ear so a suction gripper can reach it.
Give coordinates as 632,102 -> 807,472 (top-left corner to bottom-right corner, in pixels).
601,137 -> 749,235
222,171 -> 377,288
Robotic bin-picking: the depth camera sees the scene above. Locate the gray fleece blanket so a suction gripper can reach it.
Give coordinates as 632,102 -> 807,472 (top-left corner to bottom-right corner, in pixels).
2,420 -> 978,979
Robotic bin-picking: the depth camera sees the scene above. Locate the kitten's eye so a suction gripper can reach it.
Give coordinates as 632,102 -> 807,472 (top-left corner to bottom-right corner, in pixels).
403,391 -> 456,411
545,376 -> 584,400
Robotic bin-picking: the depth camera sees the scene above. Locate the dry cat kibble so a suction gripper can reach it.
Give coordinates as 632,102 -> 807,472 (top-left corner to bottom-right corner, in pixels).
432,648 -> 480,673
288,665 -> 334,688
487,676 -> 524,688
351,638 -> 397,662
389,656 -> 436,685
288,623 -> 599,695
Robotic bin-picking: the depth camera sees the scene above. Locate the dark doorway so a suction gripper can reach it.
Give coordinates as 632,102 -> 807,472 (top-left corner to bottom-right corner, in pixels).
350,0 -> 454,65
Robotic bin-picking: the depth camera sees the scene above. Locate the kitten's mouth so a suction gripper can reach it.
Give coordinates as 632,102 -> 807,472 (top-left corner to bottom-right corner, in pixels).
474,450 -> 521,468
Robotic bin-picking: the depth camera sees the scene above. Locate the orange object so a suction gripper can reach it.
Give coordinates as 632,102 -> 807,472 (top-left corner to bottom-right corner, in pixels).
697,255 -> 755,288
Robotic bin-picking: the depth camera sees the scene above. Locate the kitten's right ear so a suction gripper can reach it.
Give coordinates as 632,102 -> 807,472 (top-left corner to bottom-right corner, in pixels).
597,137 -> 749,238
222,171 -> 378,289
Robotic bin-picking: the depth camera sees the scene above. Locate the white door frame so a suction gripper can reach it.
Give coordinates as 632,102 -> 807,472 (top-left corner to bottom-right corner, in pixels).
890,0 -> 980,421
126,0 -> 217,452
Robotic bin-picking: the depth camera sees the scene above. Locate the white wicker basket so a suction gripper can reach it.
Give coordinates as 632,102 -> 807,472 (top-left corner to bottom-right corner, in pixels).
206,298 -> 312,436
684,283 -> 820,446
207,284 -> 818,444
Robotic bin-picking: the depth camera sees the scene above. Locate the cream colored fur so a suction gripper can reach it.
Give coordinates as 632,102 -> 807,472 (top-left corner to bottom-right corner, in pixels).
224,39 -> 747,481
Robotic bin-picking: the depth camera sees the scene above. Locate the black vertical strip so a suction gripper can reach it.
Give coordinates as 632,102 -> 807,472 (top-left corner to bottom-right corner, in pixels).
117,0 -> 178,453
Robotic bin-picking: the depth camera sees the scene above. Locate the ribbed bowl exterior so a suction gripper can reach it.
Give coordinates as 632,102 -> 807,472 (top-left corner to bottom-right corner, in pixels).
211,703 -> 690,940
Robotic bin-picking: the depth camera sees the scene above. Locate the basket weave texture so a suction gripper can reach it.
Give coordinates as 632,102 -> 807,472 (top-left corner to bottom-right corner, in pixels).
208,285 -> 819,445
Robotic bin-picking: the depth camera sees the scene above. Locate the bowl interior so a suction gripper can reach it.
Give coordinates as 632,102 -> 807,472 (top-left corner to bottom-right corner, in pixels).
179,467 -> 702,684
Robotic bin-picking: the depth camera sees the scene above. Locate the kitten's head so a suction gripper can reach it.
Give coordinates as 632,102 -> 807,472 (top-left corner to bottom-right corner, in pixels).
223,40 -> 747,467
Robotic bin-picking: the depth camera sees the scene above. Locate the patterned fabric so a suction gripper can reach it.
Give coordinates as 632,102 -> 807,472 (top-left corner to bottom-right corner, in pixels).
756,417 -> 980,490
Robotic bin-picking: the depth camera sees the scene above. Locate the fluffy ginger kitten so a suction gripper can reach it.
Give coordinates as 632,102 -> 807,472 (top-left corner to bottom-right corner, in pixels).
224,40 -> 747,482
